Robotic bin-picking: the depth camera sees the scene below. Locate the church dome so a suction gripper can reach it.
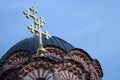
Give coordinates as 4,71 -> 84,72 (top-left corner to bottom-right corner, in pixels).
1,36 -> 74,61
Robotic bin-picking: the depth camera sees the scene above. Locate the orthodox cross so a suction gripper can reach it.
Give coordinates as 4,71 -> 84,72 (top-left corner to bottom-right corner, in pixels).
23,6 -> 51,56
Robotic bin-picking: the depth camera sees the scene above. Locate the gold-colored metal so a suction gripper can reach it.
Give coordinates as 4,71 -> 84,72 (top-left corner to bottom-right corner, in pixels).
23,6 -> 51,56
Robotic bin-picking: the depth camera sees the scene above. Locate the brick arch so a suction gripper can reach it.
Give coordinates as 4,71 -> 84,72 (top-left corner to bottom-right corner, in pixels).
90,70 -> 99,80
68,49 -> 92,71
93,59 -> 103,78
19,58 -> 53,80
23,69 -> 53,80
52,60 -> 83,80
44,46 -> 65,60
60,71 -> 79,80
7,50 -> 32,68
1,68 -> 21,80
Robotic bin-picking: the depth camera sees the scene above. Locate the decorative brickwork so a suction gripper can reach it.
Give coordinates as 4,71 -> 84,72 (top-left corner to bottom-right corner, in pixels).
0,46 -> 103,80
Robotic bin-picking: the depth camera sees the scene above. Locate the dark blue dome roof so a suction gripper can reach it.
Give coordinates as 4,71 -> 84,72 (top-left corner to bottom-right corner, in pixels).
1,36 -> 74,60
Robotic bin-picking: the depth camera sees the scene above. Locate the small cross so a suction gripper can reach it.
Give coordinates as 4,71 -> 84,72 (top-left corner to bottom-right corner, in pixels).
28,24 -> 39,36
43,31 -> 51,39
29,6 -> 38,15
23,10 -> 30,18
28,24 -> 34,33
39,17 -> 45,27
23,6 -> 51,56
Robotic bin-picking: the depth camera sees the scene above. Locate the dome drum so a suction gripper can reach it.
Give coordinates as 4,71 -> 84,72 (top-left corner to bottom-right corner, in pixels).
0,36 -> 103,80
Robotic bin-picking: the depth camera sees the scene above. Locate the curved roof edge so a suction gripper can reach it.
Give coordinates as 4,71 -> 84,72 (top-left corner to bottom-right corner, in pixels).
70,48 -> 93,61
93,59 -> 103,77
1,36 -> 74,61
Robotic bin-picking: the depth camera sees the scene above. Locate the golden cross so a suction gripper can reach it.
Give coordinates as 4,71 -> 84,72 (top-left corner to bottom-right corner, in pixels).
23,6 -> 51,56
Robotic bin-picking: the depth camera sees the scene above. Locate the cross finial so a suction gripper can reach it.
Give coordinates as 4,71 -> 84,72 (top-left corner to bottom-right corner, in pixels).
23,6 -> 51,56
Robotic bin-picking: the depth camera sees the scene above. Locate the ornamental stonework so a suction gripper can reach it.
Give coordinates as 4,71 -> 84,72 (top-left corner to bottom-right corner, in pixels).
0,6 -> 103,80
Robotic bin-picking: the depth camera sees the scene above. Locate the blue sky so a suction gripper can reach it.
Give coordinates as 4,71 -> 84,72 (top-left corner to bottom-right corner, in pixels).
0,0 -> 120,80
